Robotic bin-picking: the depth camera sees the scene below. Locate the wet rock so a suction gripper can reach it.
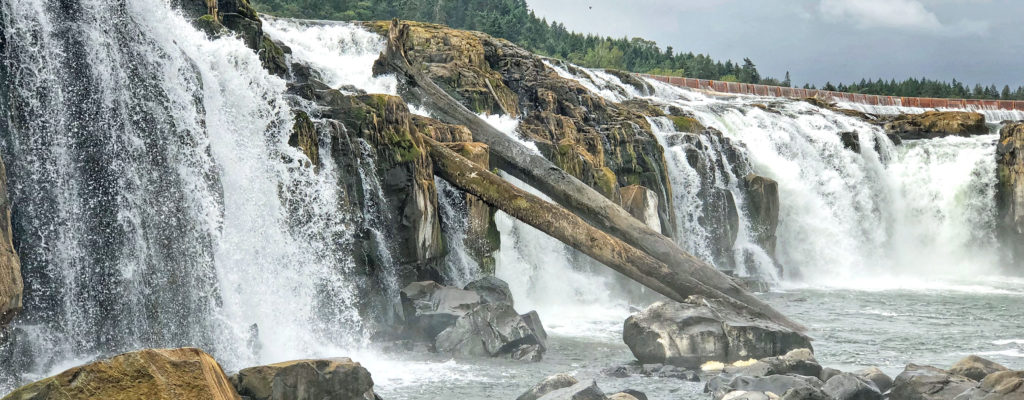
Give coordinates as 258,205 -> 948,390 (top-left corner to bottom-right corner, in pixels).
438,142 -> 500,274
761,349 -> 823,378
822,373 -> 883,400
780,385 -> 832,400
855,367 -> 894,394
949,356 -> 1009,381
954,370 -> 1024,400
620,185 -> 664,233
743,174 -> 780,267
890,364 -> 977,400
884,111 -> 988,140
2,348 -> 239,400
840,131 -> 862,152
707,374 -> 825,400
288,111 -> 319,169
464,276 -> 513,307
400,281 -> 481,340
538,379 -> 607,400
997,123 -> 1024,269
233,358 -> 376,400
623,298 -> 811,369
434,302 -> 547,360
618,389 -> 649,400
725,360 -> 776,377
0,154 -> 22,328
722,392 -> 780,400
820,368 -> 844,383
517,373 -> 580,400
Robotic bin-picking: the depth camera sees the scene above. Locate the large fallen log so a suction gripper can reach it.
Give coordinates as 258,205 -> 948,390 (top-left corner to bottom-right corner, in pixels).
375,20 -> 804,332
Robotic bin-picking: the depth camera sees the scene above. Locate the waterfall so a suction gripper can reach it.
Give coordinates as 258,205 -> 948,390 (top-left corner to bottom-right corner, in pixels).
0,0 -> 365,388
435,178 -> 482,287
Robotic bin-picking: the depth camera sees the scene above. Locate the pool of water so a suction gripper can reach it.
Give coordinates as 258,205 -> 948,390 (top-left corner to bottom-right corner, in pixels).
367,279 -> 1024,400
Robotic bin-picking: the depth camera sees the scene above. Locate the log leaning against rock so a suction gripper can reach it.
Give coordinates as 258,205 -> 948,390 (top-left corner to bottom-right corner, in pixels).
375,19 -> 804,332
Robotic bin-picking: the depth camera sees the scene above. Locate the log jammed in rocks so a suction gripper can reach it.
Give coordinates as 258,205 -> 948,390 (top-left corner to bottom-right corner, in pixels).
375,19 -> 804,333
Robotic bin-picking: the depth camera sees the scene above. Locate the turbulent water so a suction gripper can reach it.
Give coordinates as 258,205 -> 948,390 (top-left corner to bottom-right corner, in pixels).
1,3 -> 1023,399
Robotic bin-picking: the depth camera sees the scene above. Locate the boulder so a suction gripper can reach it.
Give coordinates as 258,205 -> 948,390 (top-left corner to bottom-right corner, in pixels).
232,358 -> 375,400
464,276 -> 514,307
949,356 -> 1009,381
780,385 -> 832,400
822,373 -> 883,400
706,374 -> 825,400
725,360 -> 777,377
620,185 -> 663,233
890,364 -> 977,400
0,155 -> 22,328
855,367 -> 894,393
623,298 -> 811,369
744,174 -> 780,265
954,370 -> 1024,400
883,111 -> 988,140
618,389 -> 649,400
821,368 -> 844,383
537,379 -> 607,400
722,392 -> 780,400
997,123 -> 1024,269
608,394 -> 640,400
434,302 -> 547,360
517,373 -> 579,400
1,348 -> 239,400
400,281 -> 482,340
760,349 -> 822,378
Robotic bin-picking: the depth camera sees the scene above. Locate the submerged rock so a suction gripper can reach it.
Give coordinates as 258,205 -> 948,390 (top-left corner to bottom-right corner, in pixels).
517,373 -> 579,400
954,370 -> 1024,400
883,111 -> 987,140
890,364 -> 977,400
949,355 -> 1009,381
1,348 -> 239,400
232,358 -> 376,400
622,298 -> 811,369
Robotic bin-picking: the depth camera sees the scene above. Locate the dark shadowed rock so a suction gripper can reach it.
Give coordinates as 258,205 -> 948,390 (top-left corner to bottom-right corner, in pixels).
891,364 -> 977,400
949,356 -> 1009,381
856,367 -> 894,394
707,374 -> 825,400
997,122 -> 1024,270
623,298 -> 811,369
953,370 -> 1024,400
434,303 -> 546,360
821,368 -> 844,383
517,373 -> 579,400
233,358 -> 376,400
400,281 -> 482,340
840,131 -> 862,152
538,379 -> 607,400
464,276 -> 514,306
823,373 -> 883,400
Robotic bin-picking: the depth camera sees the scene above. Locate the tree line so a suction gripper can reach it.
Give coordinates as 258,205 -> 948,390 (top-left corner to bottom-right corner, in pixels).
251,0 -> 1021,100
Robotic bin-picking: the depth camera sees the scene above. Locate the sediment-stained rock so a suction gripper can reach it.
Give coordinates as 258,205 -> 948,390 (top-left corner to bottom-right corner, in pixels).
884,111 -> 988,140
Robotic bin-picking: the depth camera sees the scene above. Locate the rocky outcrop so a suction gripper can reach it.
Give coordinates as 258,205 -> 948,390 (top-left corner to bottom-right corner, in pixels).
744,174 -> 780,269
518,373 -> 580,400
1,348 -> 240,400
176,0 -> 288,76
890,364 -> 977,400
438,142 -> 500,274
949,356 -> 1009,382
996,123 -> 1024,269
399,279 -> 547,361
884,111 -> 988,140
371,21 -> 678,237
0,155 -> 22,328
954,370 -> 1024,400
232,358 -> 376,400
622,298 -> 811,369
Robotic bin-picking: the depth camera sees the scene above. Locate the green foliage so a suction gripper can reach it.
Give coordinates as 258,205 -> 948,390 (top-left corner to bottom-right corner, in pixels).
820,77 -> 1024,100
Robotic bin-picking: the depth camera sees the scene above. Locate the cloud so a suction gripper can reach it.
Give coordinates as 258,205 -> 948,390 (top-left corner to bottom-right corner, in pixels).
817,0 -> 988,35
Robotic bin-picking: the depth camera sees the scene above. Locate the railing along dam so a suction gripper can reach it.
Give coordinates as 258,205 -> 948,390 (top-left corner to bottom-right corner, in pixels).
639,74 -> 1024,111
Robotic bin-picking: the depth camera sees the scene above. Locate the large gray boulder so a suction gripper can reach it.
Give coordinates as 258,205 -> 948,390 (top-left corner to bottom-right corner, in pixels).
464,276 -> 514,306
434,302 -> 547,360
400,281 -> 482,339
856,367 -> 894,393
822,373 -> 883,400
537,380 -> 607,400
623,297 -> 811,369
232,358 -> 376,400
707,374 -> 825,400
954,370 -> 1024,400
891,364 -> 977,400
949,356 -> 1010,381
517,373 -> 579,400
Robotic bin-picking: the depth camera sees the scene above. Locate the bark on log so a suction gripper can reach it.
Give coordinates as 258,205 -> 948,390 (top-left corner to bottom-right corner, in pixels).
375,20 -> 804,332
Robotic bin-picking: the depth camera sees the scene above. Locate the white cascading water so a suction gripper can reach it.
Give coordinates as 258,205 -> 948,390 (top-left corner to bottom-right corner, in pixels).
435,178 -> 483,287
0,0 -> 368,389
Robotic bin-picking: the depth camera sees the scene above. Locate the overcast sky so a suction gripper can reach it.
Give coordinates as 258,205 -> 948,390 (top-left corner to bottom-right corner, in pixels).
526,0 -> 1023,88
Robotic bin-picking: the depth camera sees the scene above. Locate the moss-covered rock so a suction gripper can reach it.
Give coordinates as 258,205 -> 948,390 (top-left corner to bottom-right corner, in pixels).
884,111 -> 988,139
668,115 -> 704,134
997,122 -> 1024,269
2,348 -> 240,400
